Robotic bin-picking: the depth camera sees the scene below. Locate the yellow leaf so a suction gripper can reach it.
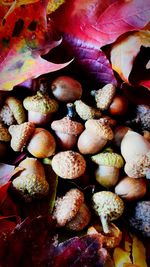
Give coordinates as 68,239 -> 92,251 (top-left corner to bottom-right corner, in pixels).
132,235 -> 147,267
47,0 -> 65,14
110,30 -> 150,86
113,247 -> 132,267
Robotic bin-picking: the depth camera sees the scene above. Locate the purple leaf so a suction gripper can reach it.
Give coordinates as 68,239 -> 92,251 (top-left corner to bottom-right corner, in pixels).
66,35 -> 117,86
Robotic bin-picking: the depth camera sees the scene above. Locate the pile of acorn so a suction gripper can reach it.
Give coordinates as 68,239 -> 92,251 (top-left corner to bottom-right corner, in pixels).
0,75 -> 150,248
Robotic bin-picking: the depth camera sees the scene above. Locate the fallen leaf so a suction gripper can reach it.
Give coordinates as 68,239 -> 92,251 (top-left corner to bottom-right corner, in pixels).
132,235 -> 147,267
0,182 -> 20,219
53,235 -> 112,267
110,30 -> 150,89
52,0 -> 150,48
0,163 -> 15,186
0,216 -> 56,266
0,0 -> 71,91
113,247 -> 132,267
47,0 -> 65,14
113,232 -> 148,267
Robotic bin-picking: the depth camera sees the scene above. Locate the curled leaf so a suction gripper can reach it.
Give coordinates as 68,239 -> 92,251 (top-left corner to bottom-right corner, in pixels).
0,163 -> 15,186
110,30 -> 150,90
0,1 -> 71,91
52,0 -> 150,48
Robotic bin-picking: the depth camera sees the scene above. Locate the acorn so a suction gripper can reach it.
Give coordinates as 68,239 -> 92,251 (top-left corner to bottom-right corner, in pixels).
109,95 -> 128,116
0,123 -> 11,158
115,176 -> 147,201
23,90 -> 58,125
51,76 -> 82,102
53,188 -> 91,231
27,128 -> 56,158
78,118 -> 114,154
51,103 -> 84,150
9,122 -> 35,152
91,150 -> 124,188
91,83 -> 116,110
121,130 -> 150,178
12,158 -> 49,201
51,151 -> 86,179
0,96 -> 26,126
74,100 -> 101,120
113,125 -> 131,147
92,191 -> 124,234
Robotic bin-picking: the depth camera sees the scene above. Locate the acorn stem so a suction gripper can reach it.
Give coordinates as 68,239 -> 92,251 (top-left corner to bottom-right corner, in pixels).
91,90 -> 97,96
39,78 -> 48,94
100,214 -> 110,234
67,103 -> 75,118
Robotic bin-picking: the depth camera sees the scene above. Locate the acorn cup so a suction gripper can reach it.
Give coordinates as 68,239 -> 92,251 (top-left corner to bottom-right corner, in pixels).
0,123 -> 11,159
91,83 -> 116,111
51,103 -> 84,150
23,87 -> 58,125
0,96 -> 26,126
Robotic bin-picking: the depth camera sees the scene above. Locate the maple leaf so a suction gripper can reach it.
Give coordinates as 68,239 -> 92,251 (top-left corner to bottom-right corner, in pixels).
110,30 -> 150,90
52,0 -> 150,49
0,0 -> 71,91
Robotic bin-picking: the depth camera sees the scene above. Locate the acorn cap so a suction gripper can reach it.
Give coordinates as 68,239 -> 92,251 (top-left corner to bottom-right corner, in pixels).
74,100 -> 101,120
0,123 -> 11,142
91,152 -> 124,168
92,84 -> 116,110
85,119 -> 114,140
93,191 -> 124,221
51,116 -> 84,135
125,151 -> 150,178
52,151 -> 86,179
9,122 -> 35,151
12,173 -> 49,199
0,104 -> 15,126
53,188 -> 84,227
6,96 -> 26,124
23,91 -> 58,114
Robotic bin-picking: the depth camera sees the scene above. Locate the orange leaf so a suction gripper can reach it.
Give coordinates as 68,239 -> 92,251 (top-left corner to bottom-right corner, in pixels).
110,30 -> 150,89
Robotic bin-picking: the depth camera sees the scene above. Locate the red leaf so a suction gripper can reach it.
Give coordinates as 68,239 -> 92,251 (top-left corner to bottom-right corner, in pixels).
0,1 -> 71,91
0,182 -> 20,219
52,0 -> 150,48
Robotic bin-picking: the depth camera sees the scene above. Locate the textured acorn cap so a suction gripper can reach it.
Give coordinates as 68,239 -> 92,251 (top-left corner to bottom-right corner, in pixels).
85,119 -> 114,140
52,151 -> 86,179
91,152 -> 124,168
6,96 -> 26,124
74,100 -> 101,120
92,84 -> 116,110
0,105 -> 15,126
23,91 -> 58,114
12,173 -> 49,199
51,116 -> 84,135
0,123 -> 11,141
53,188 -> 84,227
9,122 -> 35,151
66,203 -> 91,231
125,151 -> 150,178
93,191 -> 124,221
